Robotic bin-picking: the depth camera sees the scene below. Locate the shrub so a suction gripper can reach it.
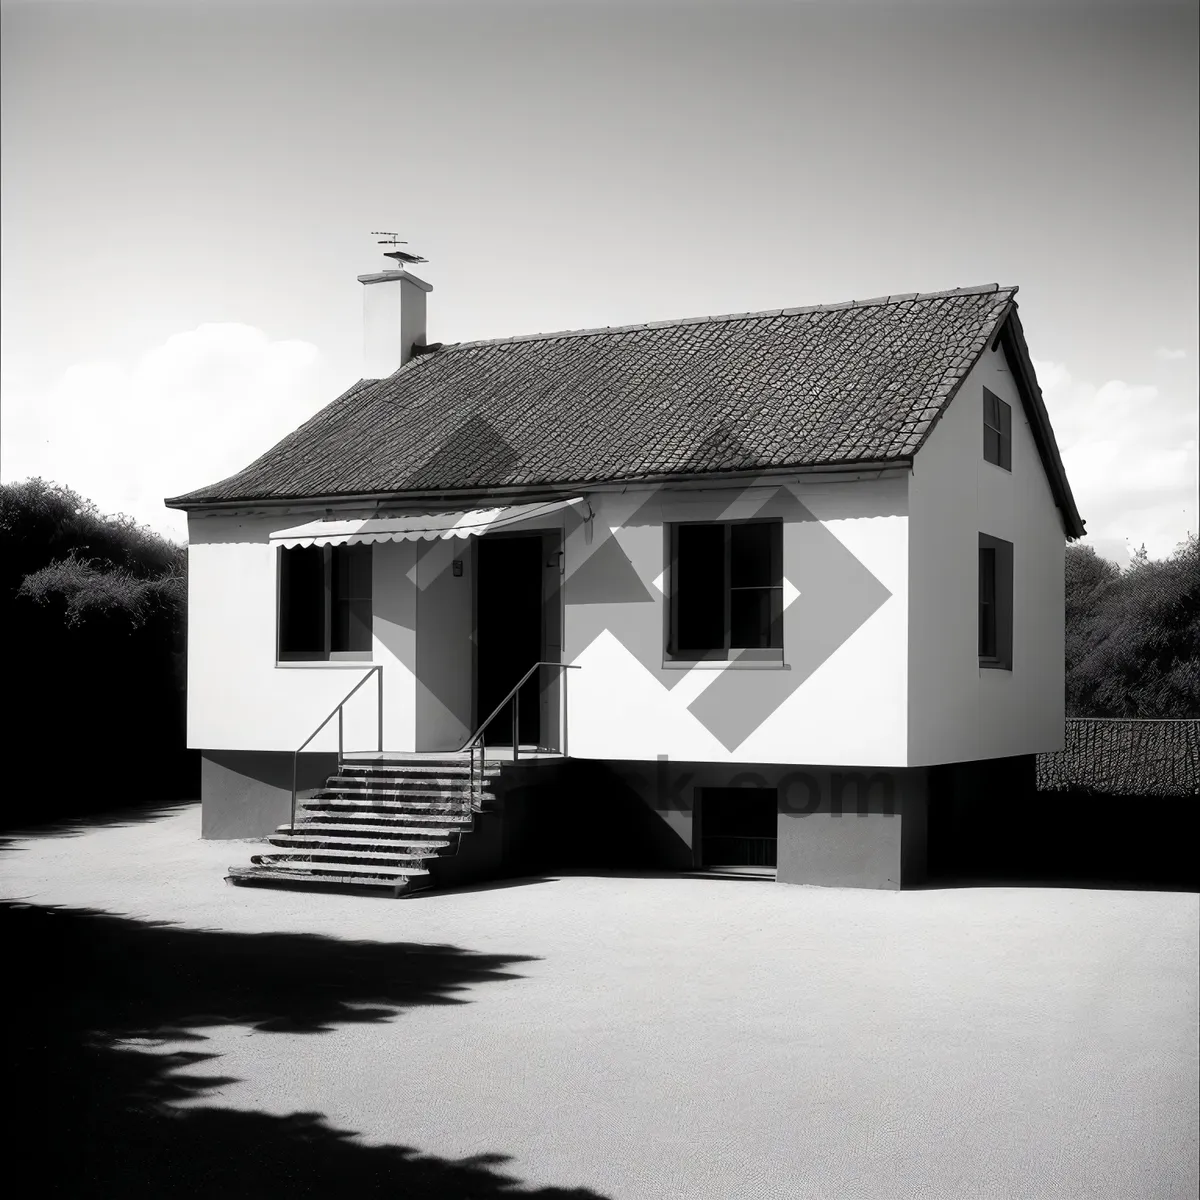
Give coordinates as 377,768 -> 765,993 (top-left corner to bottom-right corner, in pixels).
1066,535 -> 1200,718
0,478 -> 195,815
18,552 -> 185,629
1037,718 -> 1200,797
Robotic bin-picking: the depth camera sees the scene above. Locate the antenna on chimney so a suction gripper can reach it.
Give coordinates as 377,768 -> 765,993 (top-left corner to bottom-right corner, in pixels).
371,232 -> 428,268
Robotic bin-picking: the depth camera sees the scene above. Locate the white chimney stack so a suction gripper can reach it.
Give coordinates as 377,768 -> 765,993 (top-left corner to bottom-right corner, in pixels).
357,258 -> 433,379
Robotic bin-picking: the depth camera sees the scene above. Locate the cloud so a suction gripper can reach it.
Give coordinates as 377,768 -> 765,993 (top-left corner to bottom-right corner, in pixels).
1033,359 -> 1198,564
0,324 -> 328,542
1155,346 -> 1188,361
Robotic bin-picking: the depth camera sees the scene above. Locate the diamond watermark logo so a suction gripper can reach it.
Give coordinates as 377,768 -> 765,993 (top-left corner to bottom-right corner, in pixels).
562,482 -> 892,752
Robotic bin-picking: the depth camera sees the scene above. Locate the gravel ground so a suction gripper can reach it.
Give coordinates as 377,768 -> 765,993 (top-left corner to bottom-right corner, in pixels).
3,802 -> 1197,1200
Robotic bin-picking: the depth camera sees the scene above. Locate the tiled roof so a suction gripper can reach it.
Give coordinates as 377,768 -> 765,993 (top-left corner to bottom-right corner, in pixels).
170,284 -> 1019,506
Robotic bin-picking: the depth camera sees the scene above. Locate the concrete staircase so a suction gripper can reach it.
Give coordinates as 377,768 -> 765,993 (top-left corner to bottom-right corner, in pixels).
226,755 -> 501,897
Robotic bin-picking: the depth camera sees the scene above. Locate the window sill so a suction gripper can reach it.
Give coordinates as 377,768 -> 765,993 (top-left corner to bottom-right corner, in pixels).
663,659 -> 789,671
978,659 -> 1012,672
276,660 -> 379,669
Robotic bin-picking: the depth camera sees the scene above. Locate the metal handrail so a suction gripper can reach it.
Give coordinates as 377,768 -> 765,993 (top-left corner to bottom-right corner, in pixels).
460,661 -> 581,804
290,665 -> 383,831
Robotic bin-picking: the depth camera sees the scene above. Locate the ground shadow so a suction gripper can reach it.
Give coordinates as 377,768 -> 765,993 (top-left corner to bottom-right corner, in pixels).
925,788 -> 1199,893
920,869 -> 1198,893
548,868 -> 776,885
416,874 -> 558,899
0,798 -> 199,842
506,761 -> 695,874
3,901 -> 606,1198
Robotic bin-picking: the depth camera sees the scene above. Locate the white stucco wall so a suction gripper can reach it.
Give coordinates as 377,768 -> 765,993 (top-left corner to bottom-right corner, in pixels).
907,343 -> 1067,765
414,536 -> 475,752
562,477 -> 909,767
187,507 -> 573,757
186,511 -> 419,754
186,378 -> 1063,770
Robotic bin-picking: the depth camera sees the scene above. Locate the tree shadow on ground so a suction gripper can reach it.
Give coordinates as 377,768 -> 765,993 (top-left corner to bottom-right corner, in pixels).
0,798 -> 199,842
2,902 -> 607,1199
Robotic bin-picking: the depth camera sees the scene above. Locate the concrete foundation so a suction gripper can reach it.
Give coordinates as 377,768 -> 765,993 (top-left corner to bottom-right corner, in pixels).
926,753 -> 1037,876
550,759 -> 931,890
201,750 -> 339,839
200,751 -> 1062,891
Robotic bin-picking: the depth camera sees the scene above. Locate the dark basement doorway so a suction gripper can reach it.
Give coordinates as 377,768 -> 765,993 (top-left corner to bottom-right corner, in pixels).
698,788 -> 778,872
476,534 -> 544,747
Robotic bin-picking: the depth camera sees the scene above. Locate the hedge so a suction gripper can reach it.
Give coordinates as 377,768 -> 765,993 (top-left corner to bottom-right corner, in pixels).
1036,718 -> 1200,797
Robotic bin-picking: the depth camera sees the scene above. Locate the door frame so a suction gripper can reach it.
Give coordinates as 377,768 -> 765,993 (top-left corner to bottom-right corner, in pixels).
471,528 -> 564,749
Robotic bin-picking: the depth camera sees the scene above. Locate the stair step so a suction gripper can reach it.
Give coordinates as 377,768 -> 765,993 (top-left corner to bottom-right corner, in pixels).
320,783 -> 491,799
298,809 -> 474,826
340,759 -> 501,771
254,848 -> 432,865
279,820 -> 464,836
326,772 -> 494,792
269,834 -> 452,852
340,763 -> 501,775
304,798 -> 475,814
227,866 -> 426,889
226,753 -> 506,894
233,859 -> 429,879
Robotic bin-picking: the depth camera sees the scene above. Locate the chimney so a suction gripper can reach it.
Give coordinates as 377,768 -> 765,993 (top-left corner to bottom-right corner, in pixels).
357,254 -> 433,379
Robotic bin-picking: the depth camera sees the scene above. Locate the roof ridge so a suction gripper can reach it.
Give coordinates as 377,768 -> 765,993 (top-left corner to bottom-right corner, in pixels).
430,283 -> 1017,354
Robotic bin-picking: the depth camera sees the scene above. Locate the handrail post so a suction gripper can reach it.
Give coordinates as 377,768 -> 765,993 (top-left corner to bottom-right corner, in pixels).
472,724 -> 482,811
458,661 -> 580,774
288,665 -> 381,829
376,665 -> 383,752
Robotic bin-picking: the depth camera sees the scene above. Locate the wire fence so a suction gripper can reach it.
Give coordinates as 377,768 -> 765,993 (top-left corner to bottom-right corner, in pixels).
1036,718 -> 1200,797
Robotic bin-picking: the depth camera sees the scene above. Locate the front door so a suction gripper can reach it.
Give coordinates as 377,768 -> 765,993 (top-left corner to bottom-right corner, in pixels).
476,535 -> 544,747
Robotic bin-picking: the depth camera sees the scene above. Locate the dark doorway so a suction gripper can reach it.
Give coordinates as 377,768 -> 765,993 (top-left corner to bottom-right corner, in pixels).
476,536 -> 543,747
699,788 -> 778,868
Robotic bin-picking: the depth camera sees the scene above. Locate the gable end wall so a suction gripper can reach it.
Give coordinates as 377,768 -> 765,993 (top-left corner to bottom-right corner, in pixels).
907,343 -> 1066,765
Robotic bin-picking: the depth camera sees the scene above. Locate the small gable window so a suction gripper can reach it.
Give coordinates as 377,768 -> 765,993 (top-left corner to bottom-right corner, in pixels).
668,520 -> 783,660
983,388 -> 1012,471
278,544 -> 373,661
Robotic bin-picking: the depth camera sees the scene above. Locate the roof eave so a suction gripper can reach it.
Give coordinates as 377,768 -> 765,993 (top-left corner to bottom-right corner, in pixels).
165,457 -> 914,514
997,310 -> 1087,540
901,297 -> 1086,541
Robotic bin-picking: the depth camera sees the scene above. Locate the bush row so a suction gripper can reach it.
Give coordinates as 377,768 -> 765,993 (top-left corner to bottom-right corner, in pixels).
1036,718 -> 1200,798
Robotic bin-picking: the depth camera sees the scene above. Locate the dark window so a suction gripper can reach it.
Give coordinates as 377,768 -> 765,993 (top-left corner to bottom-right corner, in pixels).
332,543 -> 373,652
279,545 -> 325,655
983,388 -> 1012,470
675,523 -> 725,653
699,788 -> 777,869
978,533 -> 1013,669
979,548 -> 997,656
669,521 -> 782,659
279,544 -> 373,660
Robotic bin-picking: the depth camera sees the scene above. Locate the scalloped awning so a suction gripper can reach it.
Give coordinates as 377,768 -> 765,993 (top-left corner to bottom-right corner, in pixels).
268,497 -> 584,548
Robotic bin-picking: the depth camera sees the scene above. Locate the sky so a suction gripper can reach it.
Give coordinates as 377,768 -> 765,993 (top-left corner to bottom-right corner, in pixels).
2,0 -> 1197,564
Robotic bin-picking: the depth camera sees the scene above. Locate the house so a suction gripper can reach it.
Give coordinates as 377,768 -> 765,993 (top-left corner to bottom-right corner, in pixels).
165,256 -> 1085,895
